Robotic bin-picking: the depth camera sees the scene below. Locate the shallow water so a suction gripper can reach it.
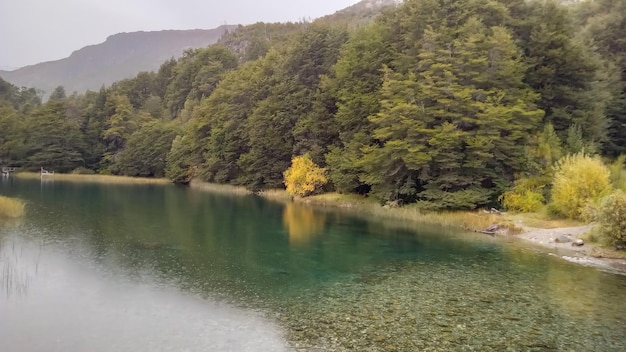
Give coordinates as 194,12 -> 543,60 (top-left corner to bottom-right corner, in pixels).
1,178 -> 625,351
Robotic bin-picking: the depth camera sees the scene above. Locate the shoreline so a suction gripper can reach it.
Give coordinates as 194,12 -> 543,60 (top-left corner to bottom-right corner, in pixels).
504,224 -> 626,275
10,175 -> 625,274
206,183 -> 626,275
260,188 -> 626,275
14,172 -> 171,185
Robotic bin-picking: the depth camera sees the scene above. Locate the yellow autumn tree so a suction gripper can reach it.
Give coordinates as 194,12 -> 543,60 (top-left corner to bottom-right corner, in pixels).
284,154 -> 328,197
550,152 -> 612,219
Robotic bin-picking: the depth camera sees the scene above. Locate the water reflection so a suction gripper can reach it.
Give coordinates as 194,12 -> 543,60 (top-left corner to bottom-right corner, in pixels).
545,261 -> 612,318
1,179 -> 625,351
282,203 -> 325,246
0,236 -> 39,298
0,233 -> 289,352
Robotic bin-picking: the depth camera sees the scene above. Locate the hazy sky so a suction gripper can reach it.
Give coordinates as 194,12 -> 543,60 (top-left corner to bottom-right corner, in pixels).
0,0 -> 360,69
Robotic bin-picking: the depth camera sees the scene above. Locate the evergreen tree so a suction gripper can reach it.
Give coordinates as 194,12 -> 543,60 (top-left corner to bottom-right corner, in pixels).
325,22 -> 396,193
575,0 -> 626,156
114,121 -> 179,177
164,45 -> 238,118
514,0 -> 609,146
238,25 -> 349,190
193,51 -> 281,184
22,100 -> 87,172
359,22 -> 543,208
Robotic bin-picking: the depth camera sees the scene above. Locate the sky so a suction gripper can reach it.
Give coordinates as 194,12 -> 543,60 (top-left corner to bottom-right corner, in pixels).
0,0 -> 360,69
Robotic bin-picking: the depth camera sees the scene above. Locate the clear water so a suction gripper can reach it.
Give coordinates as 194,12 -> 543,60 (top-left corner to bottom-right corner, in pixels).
1,178 -> 625,351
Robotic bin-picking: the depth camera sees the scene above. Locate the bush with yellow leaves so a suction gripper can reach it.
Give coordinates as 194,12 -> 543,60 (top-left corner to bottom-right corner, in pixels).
284,154 -> 328,197
596,191 -> 626,247
500,176 -> 547,213
549,152 -> 612,220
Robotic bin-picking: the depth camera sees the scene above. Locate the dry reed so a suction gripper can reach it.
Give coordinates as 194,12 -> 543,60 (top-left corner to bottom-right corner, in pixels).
16,172 -> 171,185
295,193 -> 510,232
0,196 -> 25,218
189,180 -> 252,195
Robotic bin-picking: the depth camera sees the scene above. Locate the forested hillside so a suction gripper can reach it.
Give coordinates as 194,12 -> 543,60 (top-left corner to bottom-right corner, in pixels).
1,0 -> 624,211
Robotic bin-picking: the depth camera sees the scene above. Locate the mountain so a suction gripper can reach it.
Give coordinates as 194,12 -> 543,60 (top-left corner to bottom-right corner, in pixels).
0,26 -> 235,95
317,0 -> 402,25
0,0 -> 398,96
219,0 -> 400,62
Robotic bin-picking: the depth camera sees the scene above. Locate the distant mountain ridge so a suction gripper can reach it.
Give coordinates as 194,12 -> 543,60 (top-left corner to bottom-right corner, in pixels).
0,26 -> 235,95
0,0 -> 399,96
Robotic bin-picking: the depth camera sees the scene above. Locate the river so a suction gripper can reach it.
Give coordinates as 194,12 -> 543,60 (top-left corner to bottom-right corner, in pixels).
1,178 -> 625,351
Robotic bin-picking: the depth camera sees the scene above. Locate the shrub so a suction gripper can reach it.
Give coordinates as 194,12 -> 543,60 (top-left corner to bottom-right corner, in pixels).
500,177 -> 546,212
596,191 -> 626,247
550,152 -> 612,220
71,167 -> 96,175
284,154 -> 328,197
0,196 -> 25,218
165,135 -> 197,184
608,155 -> 626,192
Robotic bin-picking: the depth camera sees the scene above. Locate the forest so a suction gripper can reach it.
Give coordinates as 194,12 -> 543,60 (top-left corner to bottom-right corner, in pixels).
0,0 -> 625,211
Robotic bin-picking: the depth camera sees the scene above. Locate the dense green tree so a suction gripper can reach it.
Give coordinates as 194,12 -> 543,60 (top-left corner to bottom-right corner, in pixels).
325,22 -> 396,193
102,95 -> 138,153
111,72 -> 157,109
114,121 -> 179,177
0,102 -> 25,165
575,0 -> 626,156
165,133 -> 199,184
193,52 -> 279,183
49,86 -> 67,101
22,100 -> 87,172
218,22 -> 305,62
513,0 -> 609,147
358,20 -> 542,208
0,77 -> 42,113
239,25 -> 349,190
164,45 -> 238,118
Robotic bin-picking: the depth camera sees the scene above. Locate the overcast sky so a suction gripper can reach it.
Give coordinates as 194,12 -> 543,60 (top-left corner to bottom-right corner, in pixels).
0,0 -> 360,69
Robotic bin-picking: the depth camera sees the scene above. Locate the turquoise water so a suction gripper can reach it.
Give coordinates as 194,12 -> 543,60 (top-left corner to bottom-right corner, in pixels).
1,178 -> 625,351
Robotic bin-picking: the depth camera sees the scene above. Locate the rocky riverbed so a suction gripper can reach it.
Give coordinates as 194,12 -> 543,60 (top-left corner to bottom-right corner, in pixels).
273,254 -> 626,351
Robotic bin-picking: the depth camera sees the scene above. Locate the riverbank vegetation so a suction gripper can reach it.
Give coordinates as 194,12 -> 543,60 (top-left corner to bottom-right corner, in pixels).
1,0 -> 625,245
15,172 -> 170,185
0,196 -> 25,218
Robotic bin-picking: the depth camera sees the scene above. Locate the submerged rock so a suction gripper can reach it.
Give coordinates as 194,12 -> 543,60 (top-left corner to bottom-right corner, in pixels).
485,224 -> 500,232
555,235 -> 574,243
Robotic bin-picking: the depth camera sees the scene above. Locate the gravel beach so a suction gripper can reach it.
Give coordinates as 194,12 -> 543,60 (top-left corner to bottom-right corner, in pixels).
504,224 -> 626,275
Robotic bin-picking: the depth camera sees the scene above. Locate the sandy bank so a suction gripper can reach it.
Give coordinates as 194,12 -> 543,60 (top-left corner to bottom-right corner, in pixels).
504,224 -> 626,275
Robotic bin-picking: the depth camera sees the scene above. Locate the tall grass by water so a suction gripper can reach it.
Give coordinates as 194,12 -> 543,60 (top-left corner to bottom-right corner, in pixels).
189,180 -> 253,195
0,196 -> 25,218
16,172 -> 170,185
297,193 -> 515,232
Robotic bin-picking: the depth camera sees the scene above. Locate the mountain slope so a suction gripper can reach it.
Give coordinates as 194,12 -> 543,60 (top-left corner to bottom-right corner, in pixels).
219,0 -> 400,62
317,0 -> 402,25
0,0 -> 399,96
0,26 -> 235,95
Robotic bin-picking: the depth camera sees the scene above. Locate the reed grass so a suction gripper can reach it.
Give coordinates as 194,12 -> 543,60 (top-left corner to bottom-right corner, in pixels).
257,189 -> 293,202
294,192 -> 517,232
189,180 -> 252,195
16,172 -> 171,185
503,207 -> 583,229
0,196 -> 25,218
